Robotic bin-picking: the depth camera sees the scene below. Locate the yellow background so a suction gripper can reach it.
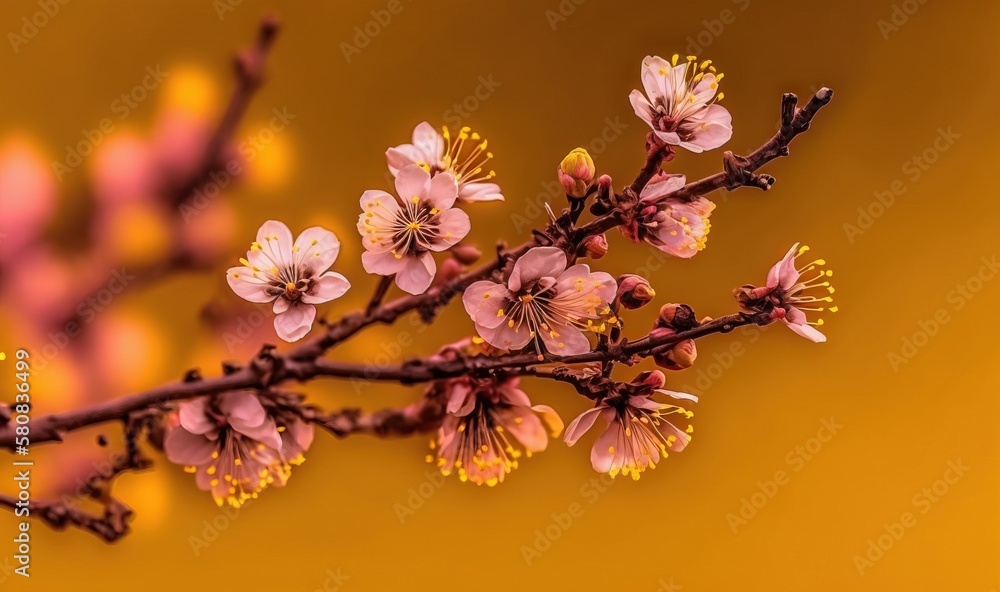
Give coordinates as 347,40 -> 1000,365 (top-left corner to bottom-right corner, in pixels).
1,0 -> 998,590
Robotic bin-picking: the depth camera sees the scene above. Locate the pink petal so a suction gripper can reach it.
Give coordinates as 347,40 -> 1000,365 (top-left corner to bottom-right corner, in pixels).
678,104 -> 733,153
531,404 -> 565,438
218,391 -> 267,426
639,173 -> 687,202
639,55 -> 672,109
783,316 -> 826,343
476,318 -> 532,351
273,298 -> 289,314
233,417 -> 283,451
463,280 -> 509,329
425,171 -> 459,210
273,302 -> 317,342
499,407 -> 549,452
430,208 -> 470,251
164,428 -> 217,465
590,422 -> 621,473
361,250 -> 408,276
539,324 -> 591,356
509,247 -> 567,292
293,226 -> 341,273
411,122 -> 444,164
394,164 -> 431,204
629,89 -> 657,128
302,271 -> 351,304
227,267 -> 276,303
179,398 -> 217,435
459,182 -> 504,202
563,406 -> 603,446
386,145 -> 421,176
497,385 -> 531,408
777,243 -> 802,289
255,220 -> 295,269
394,252 -> 435,295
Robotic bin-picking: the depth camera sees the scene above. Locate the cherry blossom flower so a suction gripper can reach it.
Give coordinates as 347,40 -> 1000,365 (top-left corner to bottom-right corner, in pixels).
620,172 -> 715,258
164,391 -> 314,507
227,221 -> 351,342
429,376 -> 563,486
629,54 -> 732,153
462,247 -> 617,355
358,164 -> 470,295
737,243 -> 837,343
386,122 -> 504,202
563,371 -> 696,480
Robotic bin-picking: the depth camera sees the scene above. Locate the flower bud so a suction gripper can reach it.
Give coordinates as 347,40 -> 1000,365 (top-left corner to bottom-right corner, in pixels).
633,369 -> 667,390
451,244 -> 482,265
616,274 -> 656,309
656,303 -> 697,330
667,339 -> 697,368
557,147 -> 595,198
581,234 -> 608,259
433,258 -> 464,286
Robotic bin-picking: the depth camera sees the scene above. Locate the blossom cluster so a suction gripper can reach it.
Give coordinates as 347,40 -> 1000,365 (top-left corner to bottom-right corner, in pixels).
168,53 -> 836,504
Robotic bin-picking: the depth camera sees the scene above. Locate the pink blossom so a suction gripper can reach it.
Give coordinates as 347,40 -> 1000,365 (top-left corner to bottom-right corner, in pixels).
740,243 -> 837,342
227,220 -> 351,342
164,391 -> 314,507
462,247 -> 617,355
620,172 -> 715,258
629,54 -> 732,153
431,376 -> 563,486
358,164 -> 470,295
386,122 -> 504,202
563,371 -> 696,480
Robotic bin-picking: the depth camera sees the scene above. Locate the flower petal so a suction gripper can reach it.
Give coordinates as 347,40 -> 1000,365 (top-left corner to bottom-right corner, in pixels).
226,267 -> 276,303
303,271 -> 351,304
429,208 -> 470,251
394,252 -> 435,295
164,428 -> 217,465
178,397 -> 216,435
255,220 -> 294,269
509,246 -> 567,292
293,226 -> 341,273
394,164 -> 431,205
459,182 -> 504,202
425,171 -> 459,210
563,406 -> 603,446
273,302 -> 317,342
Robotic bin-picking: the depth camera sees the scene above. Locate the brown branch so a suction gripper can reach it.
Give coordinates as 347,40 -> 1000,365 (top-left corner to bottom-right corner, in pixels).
665,88 -> 833,201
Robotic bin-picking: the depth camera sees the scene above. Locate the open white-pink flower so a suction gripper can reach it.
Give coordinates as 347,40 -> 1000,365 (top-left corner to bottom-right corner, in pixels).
386,122 -> 504,202
227,221 -> 351,342
430,375 -> 563,486
563,370 -> 696,480
164,390 -> 314,507
358,164 -> 470,295
629,54 -> 732,153
738,243 -> 837,343
462,246 -> 616,355
620,171 -> 715,258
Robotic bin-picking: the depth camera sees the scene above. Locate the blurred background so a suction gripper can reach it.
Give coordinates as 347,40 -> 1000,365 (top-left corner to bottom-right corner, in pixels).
0,0 -> 997,590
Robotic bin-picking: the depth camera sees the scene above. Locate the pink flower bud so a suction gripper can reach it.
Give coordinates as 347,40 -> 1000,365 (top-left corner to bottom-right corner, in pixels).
451,244 -> 482,265
667,339 -> 698,368
634,369 -> 667,390
557,147 -> 595,198
656,303 -> 696,330
581,234 -> 609,259
434,258 -> 465,286
617,274 -> 656,309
